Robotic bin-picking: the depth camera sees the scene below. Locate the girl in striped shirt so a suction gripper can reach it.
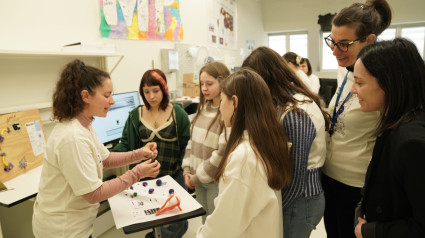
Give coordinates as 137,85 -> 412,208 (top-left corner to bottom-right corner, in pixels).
182,61 -> 230,223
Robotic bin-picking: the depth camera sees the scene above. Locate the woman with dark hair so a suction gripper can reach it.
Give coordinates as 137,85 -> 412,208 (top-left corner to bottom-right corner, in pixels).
300,58 -> 321,94
322,1 -> 392,237
111,69 -> 191,238
197,68 -> 292,238
243,46 -> 330,238
351,38 -> 425,238
32,60 -> 160,238
182,61 -> 230,223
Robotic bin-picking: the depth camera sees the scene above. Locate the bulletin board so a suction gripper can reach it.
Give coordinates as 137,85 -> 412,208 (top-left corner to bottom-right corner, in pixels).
0,109 -> 46,183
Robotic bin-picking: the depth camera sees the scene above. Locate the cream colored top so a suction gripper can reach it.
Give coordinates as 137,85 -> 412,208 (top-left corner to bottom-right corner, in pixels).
323,67 -> 379,188
197,131 -> 283,238
33,119 -> 109,238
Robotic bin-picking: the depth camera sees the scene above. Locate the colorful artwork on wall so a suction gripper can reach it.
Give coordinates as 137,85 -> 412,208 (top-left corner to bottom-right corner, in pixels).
99,0 -> 183,41
207,0 -> 236,48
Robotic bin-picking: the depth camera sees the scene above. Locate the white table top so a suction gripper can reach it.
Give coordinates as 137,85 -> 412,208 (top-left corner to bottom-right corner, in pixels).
0,165 -> 42,207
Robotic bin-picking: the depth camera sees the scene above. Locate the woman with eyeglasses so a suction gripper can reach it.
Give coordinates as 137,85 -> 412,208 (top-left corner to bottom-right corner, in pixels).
322,0 -> 392,237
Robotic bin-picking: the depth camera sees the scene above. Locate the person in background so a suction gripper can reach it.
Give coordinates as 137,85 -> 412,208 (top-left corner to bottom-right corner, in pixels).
32,59 -> 160,238
111,69 -> 190,238
196,68 -> 292,238
283,52 -> 312,90
352,38 -> 425,238
300,58 -> 321,94
322,0 -> 392,237
242,46 -> 330,238
182,61 -> 230,223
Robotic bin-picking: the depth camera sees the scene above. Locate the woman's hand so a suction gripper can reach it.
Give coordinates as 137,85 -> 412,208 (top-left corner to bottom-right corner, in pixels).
143,142 -> 158,158
184,173 -> 197,189
134,142 -> 158,162
354,217 -> 367,238
133,159 -> 161,179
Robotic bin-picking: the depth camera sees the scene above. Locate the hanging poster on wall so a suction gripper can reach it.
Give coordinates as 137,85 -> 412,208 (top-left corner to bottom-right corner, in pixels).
206,0 -> 236,48
99,0 -> 183,41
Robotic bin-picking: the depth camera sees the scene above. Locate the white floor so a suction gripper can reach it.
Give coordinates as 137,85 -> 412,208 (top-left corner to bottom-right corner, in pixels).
98,217 -> 327,238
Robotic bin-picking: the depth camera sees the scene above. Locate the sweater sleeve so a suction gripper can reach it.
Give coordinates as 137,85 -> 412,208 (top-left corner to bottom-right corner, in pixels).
174,105 -> 191,160
181,138 -> 193,174
192,127 -> 229,185
281,109 -> 316,208
102,149 -> 147,169
82,164 -> 147,204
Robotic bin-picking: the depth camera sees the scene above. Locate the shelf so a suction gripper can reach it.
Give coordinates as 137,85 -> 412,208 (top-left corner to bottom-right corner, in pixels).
0,49 -> 122,58
0,49 -> 124,74
0,102 -> 51,115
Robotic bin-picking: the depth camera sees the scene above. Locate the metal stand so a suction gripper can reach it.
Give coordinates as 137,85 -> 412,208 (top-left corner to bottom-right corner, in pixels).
154,227 -> 162,238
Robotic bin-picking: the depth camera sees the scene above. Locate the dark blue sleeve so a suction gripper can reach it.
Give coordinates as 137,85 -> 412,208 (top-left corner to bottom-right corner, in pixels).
281,109 -> 317,208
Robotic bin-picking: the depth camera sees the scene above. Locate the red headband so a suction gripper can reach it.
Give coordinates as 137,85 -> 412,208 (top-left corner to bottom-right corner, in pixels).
151,71 -> 169,96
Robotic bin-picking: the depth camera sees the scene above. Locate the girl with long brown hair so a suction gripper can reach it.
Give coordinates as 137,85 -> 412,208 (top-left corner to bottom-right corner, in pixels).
243,46 -> 330,238
197,68 -> 292,238
181,61 -> 230,223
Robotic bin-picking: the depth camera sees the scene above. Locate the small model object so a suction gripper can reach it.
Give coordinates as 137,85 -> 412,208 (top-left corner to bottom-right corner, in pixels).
155,195 -> 182,216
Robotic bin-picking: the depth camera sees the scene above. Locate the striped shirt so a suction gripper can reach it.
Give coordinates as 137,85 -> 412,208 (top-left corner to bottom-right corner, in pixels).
182,102 -> 226,186
281,93 -> 327,208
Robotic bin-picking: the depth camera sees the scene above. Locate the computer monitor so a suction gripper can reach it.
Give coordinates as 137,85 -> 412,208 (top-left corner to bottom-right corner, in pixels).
91,91 -> 141,144
318,78 -> 337,108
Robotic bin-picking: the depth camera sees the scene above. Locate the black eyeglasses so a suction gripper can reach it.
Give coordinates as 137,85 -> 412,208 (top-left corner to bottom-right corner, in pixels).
324,35 -> 361,52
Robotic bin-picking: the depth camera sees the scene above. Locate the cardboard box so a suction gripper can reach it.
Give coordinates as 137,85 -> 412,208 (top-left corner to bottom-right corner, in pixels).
182,73 -> 200,97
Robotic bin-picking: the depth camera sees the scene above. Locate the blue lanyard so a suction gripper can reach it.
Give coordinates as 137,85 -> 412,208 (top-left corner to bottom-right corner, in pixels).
329,71 -> 351,136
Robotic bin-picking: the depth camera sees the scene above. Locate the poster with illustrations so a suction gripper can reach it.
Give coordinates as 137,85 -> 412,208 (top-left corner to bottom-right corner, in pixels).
99,0 -> 183,41
207,0 -> 236,48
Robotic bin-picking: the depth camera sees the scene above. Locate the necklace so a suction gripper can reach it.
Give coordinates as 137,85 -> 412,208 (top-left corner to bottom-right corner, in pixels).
150,110 -> 162,128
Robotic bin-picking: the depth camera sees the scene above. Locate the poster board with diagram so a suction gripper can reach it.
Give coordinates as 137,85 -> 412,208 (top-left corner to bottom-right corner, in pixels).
0,109 -> 46,183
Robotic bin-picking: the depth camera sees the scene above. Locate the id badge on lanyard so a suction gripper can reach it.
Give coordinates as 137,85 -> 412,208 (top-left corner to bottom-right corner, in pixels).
329,71 -> 351,136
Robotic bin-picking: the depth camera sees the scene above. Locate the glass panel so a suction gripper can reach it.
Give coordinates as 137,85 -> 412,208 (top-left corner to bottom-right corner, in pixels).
322,32 -> 338,70
290,34 -> 308,58
401,26 -> 425,58
268,35 -> 286,56
378,28 -> 396,41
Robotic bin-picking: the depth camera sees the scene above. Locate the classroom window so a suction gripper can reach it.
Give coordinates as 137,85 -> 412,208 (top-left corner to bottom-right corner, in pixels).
377,28 -> 396,41
401,26 -> 425,58
321,32 -> 338,70
268,35 -> 286,56
268,32 -> 308,58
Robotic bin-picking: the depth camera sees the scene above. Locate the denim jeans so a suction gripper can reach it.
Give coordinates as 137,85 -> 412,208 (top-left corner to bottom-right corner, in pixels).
195,183 -> 218,224
283,192 -> 325,238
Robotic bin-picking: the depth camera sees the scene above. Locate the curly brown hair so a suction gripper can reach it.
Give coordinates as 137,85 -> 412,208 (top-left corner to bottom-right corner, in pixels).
52,59 -> 110,122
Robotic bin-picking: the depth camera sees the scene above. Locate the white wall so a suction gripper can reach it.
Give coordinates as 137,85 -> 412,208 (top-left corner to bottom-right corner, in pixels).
0,0 -> 266,95
261,0 -> 425,77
